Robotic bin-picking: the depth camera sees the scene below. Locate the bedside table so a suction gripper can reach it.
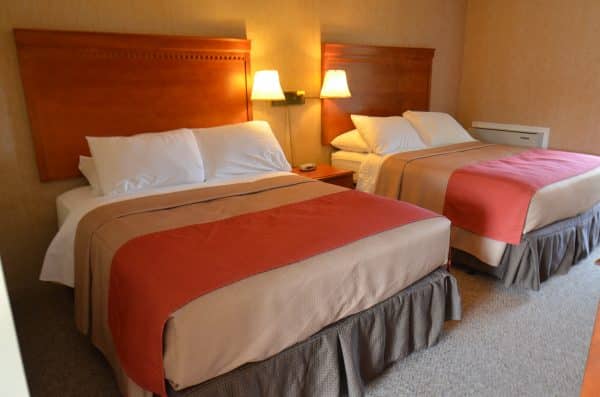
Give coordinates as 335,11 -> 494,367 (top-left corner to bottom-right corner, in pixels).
292,164 -> 354,188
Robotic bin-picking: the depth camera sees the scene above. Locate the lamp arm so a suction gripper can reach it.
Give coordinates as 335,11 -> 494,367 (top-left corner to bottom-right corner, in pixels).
286,106 -> 296,166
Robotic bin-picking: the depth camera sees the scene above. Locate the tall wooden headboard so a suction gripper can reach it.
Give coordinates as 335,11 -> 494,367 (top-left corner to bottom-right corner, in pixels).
321,43 -> 434,144
14,29 -> 252,181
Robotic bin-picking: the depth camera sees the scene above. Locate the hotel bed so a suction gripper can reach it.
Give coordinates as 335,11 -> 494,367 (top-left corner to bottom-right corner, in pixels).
322,43 -> 600,290
17,30 -> 461,397
47,171 -> 458,397
353,143 -> 600,285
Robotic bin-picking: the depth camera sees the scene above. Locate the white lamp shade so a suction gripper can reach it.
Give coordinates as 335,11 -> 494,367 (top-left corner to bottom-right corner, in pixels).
251,70 -> 285,100
320,70 -> 351,98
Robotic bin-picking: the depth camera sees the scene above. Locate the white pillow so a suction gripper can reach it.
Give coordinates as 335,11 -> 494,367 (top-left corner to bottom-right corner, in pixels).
193,120 -> 291,179
350,115 -> 426,155
87,129 -> 205,196
403,111 -> 475,147
330,129 -> 369,153
78,156 -> 102,195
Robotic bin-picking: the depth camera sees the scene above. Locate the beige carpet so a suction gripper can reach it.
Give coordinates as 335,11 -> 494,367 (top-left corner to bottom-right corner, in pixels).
366,251 -> 600,397
13,248 -> 600,397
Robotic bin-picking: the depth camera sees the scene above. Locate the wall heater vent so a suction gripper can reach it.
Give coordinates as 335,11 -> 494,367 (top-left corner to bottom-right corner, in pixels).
470,121 -> 550,148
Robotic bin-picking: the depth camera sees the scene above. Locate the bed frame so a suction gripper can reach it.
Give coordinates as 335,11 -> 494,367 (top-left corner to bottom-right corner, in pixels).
14,29 -> 252,181
321,43 -> 434,145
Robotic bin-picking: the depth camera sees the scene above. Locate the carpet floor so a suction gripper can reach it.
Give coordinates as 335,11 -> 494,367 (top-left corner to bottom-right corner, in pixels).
12,248 -> 600,397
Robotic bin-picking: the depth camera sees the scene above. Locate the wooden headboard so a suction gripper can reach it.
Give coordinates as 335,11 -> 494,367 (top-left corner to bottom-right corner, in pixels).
14,29 -> 252,181
321,43 -> 434,144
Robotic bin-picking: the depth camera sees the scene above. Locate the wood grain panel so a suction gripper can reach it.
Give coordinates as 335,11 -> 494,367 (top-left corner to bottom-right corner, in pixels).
14,29 -> 252,181
321,43 -> 434,144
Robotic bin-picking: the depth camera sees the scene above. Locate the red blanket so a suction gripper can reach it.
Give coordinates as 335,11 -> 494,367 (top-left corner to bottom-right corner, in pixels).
108,189 -> 438,396
444,149 -> 600,244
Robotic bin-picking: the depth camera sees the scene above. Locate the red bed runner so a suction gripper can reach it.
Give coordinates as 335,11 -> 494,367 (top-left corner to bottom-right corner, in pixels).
108,189 -> 439,396
443,149 -> 600,244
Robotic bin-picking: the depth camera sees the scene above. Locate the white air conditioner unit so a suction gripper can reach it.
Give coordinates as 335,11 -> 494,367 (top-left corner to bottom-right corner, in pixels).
470,121 -> 550,148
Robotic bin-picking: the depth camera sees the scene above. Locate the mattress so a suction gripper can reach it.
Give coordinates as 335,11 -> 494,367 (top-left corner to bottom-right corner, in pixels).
331,150 -> 368,181
164,209 -> 449,390
59,173 -> 451,396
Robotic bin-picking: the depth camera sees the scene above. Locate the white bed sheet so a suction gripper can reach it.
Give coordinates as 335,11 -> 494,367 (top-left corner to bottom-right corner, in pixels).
355,152 -> 389,193
331,151 -> 368,172
56,186 -> 98,228
331,151 -> 370,182
42,171 -> 294,287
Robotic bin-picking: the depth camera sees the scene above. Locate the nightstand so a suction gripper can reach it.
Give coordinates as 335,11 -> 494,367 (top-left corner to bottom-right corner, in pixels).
292,164 -> 354,188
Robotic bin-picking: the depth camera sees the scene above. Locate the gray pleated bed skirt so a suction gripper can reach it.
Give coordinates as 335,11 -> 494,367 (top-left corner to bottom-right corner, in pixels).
168,268 -> 461,397
453,202 -> 600,290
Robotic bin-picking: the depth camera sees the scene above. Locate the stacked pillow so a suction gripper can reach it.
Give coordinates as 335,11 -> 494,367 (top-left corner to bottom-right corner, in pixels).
82,121 -> 290,197
332,111 -> 475,155
350,115 -> 426,155
86,129 -> 205,196
79,113 -> 473,195
78,156 -> 102,195
330,129 -> 369,153
402,111 -> 475,146
192,120 -> 291,179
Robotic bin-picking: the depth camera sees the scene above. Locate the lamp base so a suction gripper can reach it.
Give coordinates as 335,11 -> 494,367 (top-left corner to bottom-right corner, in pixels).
272,91 -> 305,106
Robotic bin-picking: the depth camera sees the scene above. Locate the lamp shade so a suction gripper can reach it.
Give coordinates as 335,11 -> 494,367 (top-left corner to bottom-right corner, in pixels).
320,70 -> 351,98
251,70 -> 285,100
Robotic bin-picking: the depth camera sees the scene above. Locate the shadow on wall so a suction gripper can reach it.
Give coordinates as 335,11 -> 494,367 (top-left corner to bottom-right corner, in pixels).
183,18 -> 247,39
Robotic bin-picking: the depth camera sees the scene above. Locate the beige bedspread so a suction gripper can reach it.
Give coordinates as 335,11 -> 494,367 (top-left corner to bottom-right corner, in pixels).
374,142 -> 600,265
74,174 -> 451,396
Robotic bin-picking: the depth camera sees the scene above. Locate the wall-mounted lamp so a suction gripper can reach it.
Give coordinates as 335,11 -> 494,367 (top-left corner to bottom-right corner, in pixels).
251,70 -> 305,106
251,70 -> 285,101
320,70 -> 352,98
249,69 -> 351,168
251,69 -> 305,166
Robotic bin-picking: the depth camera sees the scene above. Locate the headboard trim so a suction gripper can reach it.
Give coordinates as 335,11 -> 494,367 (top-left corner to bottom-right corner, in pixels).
79,49 -> 248,61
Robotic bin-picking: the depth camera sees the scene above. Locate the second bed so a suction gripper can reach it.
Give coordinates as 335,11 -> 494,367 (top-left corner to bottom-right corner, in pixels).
322,42 -> 600,289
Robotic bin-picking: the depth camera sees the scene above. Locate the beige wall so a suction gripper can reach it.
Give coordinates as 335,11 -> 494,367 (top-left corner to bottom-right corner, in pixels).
458,0 -> 600,155
0,0 -> 467,297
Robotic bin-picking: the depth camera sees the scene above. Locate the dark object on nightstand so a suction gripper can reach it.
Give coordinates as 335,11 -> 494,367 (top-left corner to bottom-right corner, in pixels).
298,163 -> 317,172
292,164 -> 354,188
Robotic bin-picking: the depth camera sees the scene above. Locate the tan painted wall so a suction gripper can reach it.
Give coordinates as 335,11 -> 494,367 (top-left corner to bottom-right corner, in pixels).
0,0 -> 466,296
458,0 -> 600,154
